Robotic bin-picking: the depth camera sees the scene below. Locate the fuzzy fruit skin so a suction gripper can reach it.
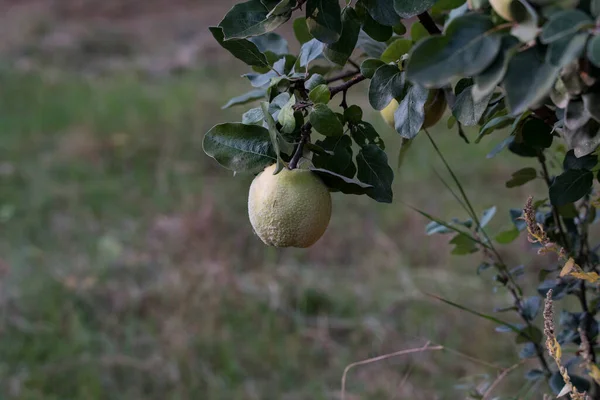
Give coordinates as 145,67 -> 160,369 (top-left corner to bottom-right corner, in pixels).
248,164 -> 332,248
379,89 -> 447,129
490,0 -> 514,21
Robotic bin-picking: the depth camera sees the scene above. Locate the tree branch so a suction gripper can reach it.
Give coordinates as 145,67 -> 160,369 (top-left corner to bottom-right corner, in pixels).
325,69 -> 361,84
329,74 -> 367,98
417,12 -> 442,35
288,122 -> 311,170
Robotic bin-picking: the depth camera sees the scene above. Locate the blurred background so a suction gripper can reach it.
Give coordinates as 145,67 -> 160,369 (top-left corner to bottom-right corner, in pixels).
0,1 -> 557,399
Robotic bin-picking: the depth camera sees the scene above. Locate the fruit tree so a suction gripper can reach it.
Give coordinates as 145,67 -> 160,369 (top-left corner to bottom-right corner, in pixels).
204,0 -> 600,397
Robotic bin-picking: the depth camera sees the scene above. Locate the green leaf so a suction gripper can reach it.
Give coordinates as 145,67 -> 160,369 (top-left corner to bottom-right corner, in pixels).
563,119 -> 600,158
312,135 -> 356,178
267,92 -> 291,118
587,35 -> 600,67
219,0 -> 292,40
298,38 -> 324,68
309,104 -> 344,136
243,57 -> 286,87
503,46 -> 560,115
222,88 -> 267,109
350,121 -> 386,149
242,107 -> 264,125
356,144 -> 394,203
450,233 -> 479,255
309,84 -> 331,104
522,118 -> 553,149
479,206 -> 497,228
563,150 -> 598,170
261,102 -> 285,172
410,22 -> 429,43
565,98 -> 591,131
472,35 -> 519,102
515,325 -> 543,344
593,0 -> 600,18
210,27 -> 269,68
583,92 -> 600,122
521,296 -> 542,321
548,33 -> 588,68
549,169 -> 594,206
452,85 -> 493,126
360,58 -> 386,79
476,114 -> 513,143
310,167 -> 372,194
356,30 -> 387,58
549,372 -> 591,396
277,95 -> 297,134
293,17 -> 313,44
487,135 -> 514,158
250,32 -> 289,55
266,0 -> 295,18
368,64 -> 404,110
540,9 -> 592,44
394,0 -> 437,18
344,105 -> 363,124
509,0 -> 539,43
406,14 -> 502,88
394,83 -> 429,139
361,0 -> 401,26
506,167 -> 537,188
380,38 -> 412,63
323,7 -> 361,66
495,227 -> 520,244
361,11 -> 393,42
427,293 -> 524,335
306,0 -> 342,44
203,123 -> 276,173
393,21 -> 407,35
304,73 -> 326,90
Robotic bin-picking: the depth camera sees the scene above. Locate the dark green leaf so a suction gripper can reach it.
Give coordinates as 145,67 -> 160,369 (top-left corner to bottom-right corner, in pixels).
210,27 -> 269,68
313,135 -> 356,177
473,35 -> 519,102
547,33 -> 588,68
450,233 -> 479,255
487,135 -> 514,158
242,107 -> 264,125
587,34 -> 600,67
563,119 -> 600,158
293,17 -> 313,44
525,369 -> 545,381
304,73 -> 326,90
583,92 -> 600,122
219,0 -> 291,40
394,0 -> 437,18
261,102 -> 285,172
266,0 -> 295,18
360,58 -> 386,79
515,325 -> 543,344
361,0 -> 401,26
356,144 -> 394,203
538,280 -> 568,300
369,64 -> 404,110
406,14 -> 502,88
362,11 -> 393,42
267,92 -> 291,118
549,169 -> 594,206
324,7 -> 361,66
344,105 -> 363,124
476,115 -> 513,143
393,21 -> 407,35
306,0 -> 342,44
452,86 -> 493,126
311,168 -> 372,194
540,9 -> 592,44
510,208 -> 526,231
250,32 -> 289,55
394,83 -> 429,139
203,123 -> 276,173
503,46 -> 560,115
310,104 -> 344,136
298,38 -> 324,68
222,88 -> 267,109
309,84 -> 331,104
522,118 -> 553,149
479,206 -> 497,228
521,296 -> 542,321
380,38 -> 412,63
565,98 -> 591,131
549,371 -> 590,396
350,121 -> 385,149
563,149 -> 598,170
356,30 -> 387,58
495,227 -> 520,244
506,167 -> 537,188
519,343 -> 537,359
593,0 -> 600,18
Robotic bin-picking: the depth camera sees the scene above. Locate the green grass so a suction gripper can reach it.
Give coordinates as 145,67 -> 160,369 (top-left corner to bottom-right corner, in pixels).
0,66 -> 553,399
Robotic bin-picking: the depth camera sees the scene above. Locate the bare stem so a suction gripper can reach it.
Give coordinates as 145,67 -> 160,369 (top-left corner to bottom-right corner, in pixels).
417,11 -> 442,35
329,74 -> 367,99
288,122 -> 311,170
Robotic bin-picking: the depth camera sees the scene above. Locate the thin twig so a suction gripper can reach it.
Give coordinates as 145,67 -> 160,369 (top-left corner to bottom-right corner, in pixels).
329,74 -> 367,98
482,361 -> 526,399
325,70 -> 360,84
288,122 -> 311,169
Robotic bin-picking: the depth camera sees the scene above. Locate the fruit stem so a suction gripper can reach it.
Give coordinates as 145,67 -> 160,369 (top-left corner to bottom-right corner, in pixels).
289,122 -> 312,169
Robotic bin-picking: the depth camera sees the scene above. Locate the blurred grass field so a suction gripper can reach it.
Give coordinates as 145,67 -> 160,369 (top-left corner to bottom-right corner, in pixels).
0,2 -> 559,399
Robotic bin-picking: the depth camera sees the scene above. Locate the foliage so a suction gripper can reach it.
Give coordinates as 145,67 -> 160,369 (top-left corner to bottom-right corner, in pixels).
205,0 -> 600,398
